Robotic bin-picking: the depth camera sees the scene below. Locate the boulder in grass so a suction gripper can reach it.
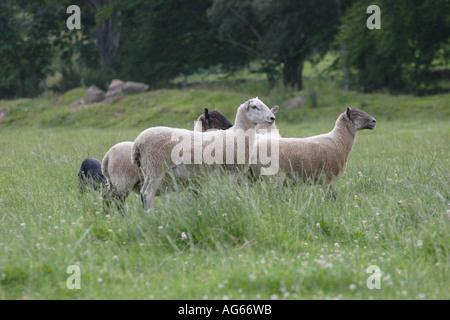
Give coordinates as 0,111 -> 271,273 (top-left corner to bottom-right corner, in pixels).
0,109 -> 8,123
106,79 -> 125,99
283,95 -> 306,109
106,79 -> 125,103
85,85 -> 105,104
121,81 -> 149,94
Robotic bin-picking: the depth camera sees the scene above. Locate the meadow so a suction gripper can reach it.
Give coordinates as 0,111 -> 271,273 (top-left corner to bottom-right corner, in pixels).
0,78 -> 448,299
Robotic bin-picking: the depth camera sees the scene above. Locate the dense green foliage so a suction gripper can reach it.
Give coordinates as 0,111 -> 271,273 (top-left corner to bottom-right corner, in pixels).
0,0 -> 448,98
338,0 -> 450,93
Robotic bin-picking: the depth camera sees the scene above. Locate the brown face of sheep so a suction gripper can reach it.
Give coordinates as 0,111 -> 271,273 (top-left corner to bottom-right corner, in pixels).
202,108 -> 233,130
346,107 -> 376,130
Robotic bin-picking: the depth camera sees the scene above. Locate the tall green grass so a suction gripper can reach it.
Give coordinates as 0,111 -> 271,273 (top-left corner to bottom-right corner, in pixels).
0,116 -> 448,299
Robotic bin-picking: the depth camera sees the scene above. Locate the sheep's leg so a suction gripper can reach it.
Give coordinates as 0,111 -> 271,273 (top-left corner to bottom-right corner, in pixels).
102,188 -> 113,213
112,192 -> 128,213
141,173 -> 164,212
273,171 -> 286,186
325,184 -> 337,202
139,178 -> 150,207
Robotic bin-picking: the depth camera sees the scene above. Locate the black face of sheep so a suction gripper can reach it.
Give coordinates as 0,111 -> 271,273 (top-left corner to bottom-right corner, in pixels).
346,107 -> 376,130
202,108 -> 233,130
78,158 -> 107,193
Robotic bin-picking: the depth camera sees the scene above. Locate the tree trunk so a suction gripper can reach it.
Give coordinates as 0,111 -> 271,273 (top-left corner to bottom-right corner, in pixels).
87,0 -> 121,68
283,56 -> 303,90
334,0 -> 351,91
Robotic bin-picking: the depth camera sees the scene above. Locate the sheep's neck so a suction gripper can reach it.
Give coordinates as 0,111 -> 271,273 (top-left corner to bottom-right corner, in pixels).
331,114 -> 357,157
233,106 -> 254,131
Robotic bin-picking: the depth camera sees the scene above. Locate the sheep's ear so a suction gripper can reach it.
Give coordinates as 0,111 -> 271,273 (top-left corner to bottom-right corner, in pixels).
245,100 -> 251,110
204,108 -> 210,123
346,107 -> 352,120
271,105 -> 279,114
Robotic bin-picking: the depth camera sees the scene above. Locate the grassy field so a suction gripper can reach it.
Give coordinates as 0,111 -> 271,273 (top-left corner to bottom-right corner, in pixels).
0,79 -> 449,300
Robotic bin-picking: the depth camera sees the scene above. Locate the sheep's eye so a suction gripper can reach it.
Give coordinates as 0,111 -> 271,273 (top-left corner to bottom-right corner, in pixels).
252,105 -> 258,110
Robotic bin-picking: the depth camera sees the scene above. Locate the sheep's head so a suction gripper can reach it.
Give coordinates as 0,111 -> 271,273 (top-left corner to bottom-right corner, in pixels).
345,107 -> 376,130
201,108 -> 233,130
242,97 -> 276,125
256,105 -> 279,132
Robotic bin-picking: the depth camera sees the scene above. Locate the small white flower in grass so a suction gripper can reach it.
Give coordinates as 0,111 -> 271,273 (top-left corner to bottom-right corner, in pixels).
248,274 -> 256,281
270,294 -> 279,300
349,284 -> 356,291
158,226 -> 163,231
334,242 -> 340,248
20,223 -> 26,228
417,239 -> 423,249
108,229 -> 113,233
198,210 -> 203,216
316,223 -> 321,229
362,220 -> 367,228
383,274 -> 393,287
181,232 -> 188,241
113,255 -> 119,261
97,278 -> 103,282
416,293 -> 426,300
222,212 -> 227,217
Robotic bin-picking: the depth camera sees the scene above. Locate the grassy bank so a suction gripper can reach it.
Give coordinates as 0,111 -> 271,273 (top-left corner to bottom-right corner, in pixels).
0,113 -> 448,299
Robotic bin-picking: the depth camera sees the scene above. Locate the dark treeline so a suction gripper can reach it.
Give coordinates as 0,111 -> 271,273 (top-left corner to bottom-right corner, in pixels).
0,0 -> 449,98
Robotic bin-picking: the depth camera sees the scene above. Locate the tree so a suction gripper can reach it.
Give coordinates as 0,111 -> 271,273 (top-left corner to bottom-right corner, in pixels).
208,0 -> 339,90
113,0 -> 247,86
337,0 -> 450,92
86,0 -> 121,68
0,0 -> 64,97
208,0 -> 279,88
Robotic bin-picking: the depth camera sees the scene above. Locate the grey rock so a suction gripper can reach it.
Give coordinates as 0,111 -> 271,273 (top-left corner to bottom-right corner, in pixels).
85,85 -> 105,104
283,95 -> 306,109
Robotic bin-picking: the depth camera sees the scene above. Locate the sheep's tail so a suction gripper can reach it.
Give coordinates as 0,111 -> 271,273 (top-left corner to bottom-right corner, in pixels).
131,142 -> 141,168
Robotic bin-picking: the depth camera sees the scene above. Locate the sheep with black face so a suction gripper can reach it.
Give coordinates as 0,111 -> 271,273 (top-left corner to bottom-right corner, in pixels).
78,158 -> 107,193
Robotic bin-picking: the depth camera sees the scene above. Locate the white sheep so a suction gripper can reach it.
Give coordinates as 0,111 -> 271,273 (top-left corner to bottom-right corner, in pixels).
101,141 -> 139,211
132,97 -> 276,211
251,107 -> 376,196
249,105 -> 281,178
101,108 -> 233,211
